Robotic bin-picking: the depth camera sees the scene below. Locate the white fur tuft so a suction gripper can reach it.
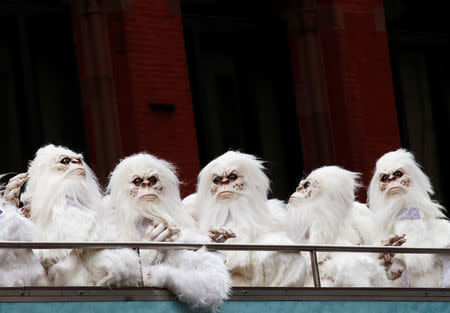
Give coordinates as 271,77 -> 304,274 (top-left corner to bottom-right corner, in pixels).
0,201 -> 47,286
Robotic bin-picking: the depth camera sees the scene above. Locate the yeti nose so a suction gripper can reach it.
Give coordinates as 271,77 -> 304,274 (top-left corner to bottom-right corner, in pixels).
388,175 -> 397,182
296,186 -> 303,192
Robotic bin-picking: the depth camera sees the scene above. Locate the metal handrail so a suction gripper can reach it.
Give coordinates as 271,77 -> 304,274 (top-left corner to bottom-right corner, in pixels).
1,241 -> 449,288
1,241 -> 450,253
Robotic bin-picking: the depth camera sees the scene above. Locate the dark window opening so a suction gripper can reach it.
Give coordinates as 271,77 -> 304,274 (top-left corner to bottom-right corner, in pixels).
182,0 -> 304,200
384,0 -> 450,213
0,1 -> 87,177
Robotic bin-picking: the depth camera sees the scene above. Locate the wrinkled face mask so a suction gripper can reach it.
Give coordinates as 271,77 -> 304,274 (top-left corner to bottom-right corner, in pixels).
209,169 -> 245,201
54,154 -> 86,179
128,171 -> 163,202
378,168 -> 411,197
289,178 -> 320,204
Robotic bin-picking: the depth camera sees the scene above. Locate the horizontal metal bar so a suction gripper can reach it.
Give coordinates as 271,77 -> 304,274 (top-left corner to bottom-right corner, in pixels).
0,241 -> 450,254
1,287 -> 450,302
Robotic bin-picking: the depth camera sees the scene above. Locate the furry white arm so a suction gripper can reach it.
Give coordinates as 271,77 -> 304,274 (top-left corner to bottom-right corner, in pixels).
395,219 -> 440,277
146,248 -> 231,311
254,233 -> 307,287
0,204 -> 47,287
86,248 -> 141,287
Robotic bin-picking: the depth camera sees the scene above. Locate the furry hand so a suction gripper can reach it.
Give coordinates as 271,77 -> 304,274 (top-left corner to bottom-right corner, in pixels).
378,233 -> 406,268
208,226 -> 236,243
385,266 -> 404,280
41,256 -> 59,275
21,204 -> 31,218
3,173 -> 28,207
143,222 -> 181,242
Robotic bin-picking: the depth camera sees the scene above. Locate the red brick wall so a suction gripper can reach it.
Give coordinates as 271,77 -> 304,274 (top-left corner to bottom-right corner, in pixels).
74,0 -> 400,200
85,0 -> 201,196
109,0 -> 201,197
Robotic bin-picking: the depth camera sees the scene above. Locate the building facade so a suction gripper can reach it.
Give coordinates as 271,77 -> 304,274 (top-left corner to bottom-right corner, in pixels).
1,0 -> 448,208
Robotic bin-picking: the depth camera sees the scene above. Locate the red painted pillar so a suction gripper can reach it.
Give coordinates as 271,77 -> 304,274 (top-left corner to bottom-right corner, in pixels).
290,0 -> 401,199
105,0 -> 201,197
71,0 -> 124,184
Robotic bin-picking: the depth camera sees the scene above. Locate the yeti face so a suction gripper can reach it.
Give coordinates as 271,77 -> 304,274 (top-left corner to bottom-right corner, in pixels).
377,167 -> 411,197
52,153 -> 86,179
128,171 -> 164,203
289,178 -> 320,204
209,169 -> 246,201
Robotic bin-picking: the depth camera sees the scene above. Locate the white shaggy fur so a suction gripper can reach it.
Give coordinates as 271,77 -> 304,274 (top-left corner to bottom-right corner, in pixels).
106,153 -> 231,311
182,193 -> 199,222
196,151 -> 307,287
182,193 -> 286,230
22,144 -> 140,287
266,198 -> 287,230
0,200 -> 46,286
286,166 -> 388,287
368,149 -> 450,287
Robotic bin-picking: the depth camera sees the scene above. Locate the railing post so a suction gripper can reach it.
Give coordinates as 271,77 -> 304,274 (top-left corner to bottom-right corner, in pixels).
310,250 -> 321,287
136,247 -> 144,287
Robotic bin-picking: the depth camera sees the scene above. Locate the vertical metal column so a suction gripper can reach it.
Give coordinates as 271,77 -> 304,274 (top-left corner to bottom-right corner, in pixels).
310,250 -> 321,287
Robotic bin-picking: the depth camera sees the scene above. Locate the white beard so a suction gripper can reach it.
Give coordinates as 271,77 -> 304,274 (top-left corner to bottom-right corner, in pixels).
110,192 -> 196,242
286,197 -> 348,245
197,194 -> 306,287
26,174 -> 101,263
198,194 -> 270,242
26,167 -> 98,213
372,185 -> 446,240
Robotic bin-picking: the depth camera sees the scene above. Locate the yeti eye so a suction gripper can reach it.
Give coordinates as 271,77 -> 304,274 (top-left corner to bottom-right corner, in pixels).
148,176 -> 157,183
303,181 -> 310,189
228,173 -> 238,180
60,157 -> 71,165
213,176 -> 221,184
381,174 -> 389,182
393,170 -> 403,178
132,177 -> 143,186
